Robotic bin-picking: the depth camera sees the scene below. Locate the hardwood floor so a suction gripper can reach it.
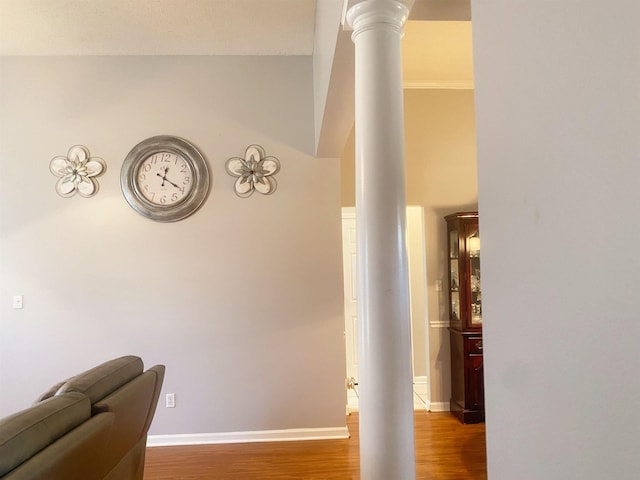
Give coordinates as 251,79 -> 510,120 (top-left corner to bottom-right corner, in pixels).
144,411 -> 487,479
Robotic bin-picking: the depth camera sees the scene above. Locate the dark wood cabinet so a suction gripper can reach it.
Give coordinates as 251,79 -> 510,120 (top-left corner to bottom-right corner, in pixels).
445,212 -> 484,423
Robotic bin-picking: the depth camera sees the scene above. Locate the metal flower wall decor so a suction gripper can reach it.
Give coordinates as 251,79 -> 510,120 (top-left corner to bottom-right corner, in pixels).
49,145 -> 106,198
225,145 -> 280,198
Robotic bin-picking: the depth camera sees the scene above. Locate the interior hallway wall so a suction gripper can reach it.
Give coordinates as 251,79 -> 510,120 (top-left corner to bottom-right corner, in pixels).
472,0 -> 640,477
341,88 -> 478,405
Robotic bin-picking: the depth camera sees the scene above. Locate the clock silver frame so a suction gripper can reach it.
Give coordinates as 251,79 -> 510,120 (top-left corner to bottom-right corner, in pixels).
121,135 -> 210,222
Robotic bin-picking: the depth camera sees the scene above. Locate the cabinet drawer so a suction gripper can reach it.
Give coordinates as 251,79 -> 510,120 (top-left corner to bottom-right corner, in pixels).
465,337 -> 483,354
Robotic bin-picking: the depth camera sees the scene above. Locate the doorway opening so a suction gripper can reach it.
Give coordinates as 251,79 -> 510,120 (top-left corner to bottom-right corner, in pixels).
341,206 -> 430,412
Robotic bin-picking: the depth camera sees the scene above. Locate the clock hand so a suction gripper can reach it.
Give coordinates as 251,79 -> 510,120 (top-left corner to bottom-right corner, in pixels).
156,172 -> 166,187
155,168 -> 180,189
164,177 -> 180,189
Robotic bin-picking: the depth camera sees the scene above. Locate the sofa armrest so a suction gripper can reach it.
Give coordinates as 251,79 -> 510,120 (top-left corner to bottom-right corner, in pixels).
2,411 -> 114,480
92,370 -> 157,470
0,392 -> 89,476
141,365 -> 165,434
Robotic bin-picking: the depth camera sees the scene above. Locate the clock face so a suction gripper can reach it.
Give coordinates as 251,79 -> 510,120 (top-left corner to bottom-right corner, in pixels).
121,136 -> 210,222
137,152 -> 193,206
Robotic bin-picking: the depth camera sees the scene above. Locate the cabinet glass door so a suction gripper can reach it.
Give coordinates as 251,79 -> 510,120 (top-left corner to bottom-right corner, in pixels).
449,229 -> 460,324
467,227 -> 482,325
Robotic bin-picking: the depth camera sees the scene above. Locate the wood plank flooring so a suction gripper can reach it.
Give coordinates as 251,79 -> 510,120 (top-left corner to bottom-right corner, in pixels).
144,411 -> 487,479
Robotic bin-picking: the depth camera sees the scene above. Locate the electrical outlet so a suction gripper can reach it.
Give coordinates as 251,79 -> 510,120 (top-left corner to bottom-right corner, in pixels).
165,393 -> 175,408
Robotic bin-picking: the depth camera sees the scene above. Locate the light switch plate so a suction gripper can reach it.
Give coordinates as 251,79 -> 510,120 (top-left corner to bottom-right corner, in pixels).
12,295 -> 23,309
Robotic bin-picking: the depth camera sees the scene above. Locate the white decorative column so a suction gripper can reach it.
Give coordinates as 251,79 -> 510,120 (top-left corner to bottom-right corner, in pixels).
345,1 -> 415,479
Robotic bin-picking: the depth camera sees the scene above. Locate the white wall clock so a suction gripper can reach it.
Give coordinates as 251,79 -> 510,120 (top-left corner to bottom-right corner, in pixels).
121,135 -> 210,222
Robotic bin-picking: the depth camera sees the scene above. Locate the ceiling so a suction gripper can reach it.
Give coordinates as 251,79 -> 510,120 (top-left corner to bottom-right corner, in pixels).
0,0 -> 473,85
0,0 -> 317,55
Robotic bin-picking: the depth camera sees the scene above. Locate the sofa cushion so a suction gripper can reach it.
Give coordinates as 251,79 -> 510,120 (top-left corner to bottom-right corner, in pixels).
56,355 -> 143,404
0,392 -> 89,476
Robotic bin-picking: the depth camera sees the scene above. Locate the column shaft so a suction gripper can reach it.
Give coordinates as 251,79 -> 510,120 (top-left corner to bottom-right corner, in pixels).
347,1 -> 416,479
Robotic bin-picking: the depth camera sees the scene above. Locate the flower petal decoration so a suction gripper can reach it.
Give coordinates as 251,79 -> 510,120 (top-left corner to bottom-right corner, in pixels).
49,145 -> 106,198
225,145 -> 280,198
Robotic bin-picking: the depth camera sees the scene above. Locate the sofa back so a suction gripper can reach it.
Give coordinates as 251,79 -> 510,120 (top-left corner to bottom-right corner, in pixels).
56,355 -> 143,404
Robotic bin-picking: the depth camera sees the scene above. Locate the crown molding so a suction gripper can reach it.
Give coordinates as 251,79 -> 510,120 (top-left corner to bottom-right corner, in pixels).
403,80 -> 474,90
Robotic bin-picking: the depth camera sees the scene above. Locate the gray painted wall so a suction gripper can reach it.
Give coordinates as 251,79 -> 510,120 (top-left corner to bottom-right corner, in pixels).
313,0 -> 343,152
0,56 -> 347,435
472,0 -> 640,478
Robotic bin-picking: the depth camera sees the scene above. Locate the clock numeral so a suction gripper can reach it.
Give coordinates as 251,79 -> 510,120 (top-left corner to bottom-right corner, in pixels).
162,153 -> 171,163
160,195 -> 167,204
139,173 -> 146,181
143,184 -> 149,192
180,164 -> 188,173
142,163 -> 152,172
183,176 -> 191,185
171,193 -> 179,202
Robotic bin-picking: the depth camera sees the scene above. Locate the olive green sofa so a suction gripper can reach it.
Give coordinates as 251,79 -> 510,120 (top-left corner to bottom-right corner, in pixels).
0,355 -> 165,480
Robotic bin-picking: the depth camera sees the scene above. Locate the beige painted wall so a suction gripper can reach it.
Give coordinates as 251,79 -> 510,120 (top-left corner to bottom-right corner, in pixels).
341,88 -> 478,404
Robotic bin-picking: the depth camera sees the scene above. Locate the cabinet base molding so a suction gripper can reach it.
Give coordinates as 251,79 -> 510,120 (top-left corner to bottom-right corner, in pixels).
450,401 -> 484,424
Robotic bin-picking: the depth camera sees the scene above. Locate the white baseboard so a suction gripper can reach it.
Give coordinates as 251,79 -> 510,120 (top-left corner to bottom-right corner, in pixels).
346,388 -> 359,413
429,321 -> 450,328
426,401 -> 450,412
147,426 -> 350,447
413,376 -> 428,410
